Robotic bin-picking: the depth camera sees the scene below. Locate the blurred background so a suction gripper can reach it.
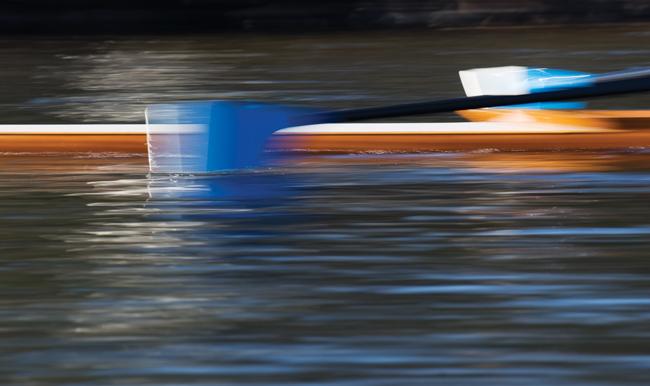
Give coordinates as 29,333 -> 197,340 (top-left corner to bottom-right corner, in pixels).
2,0 -> 650,33
1,0 -> 649,124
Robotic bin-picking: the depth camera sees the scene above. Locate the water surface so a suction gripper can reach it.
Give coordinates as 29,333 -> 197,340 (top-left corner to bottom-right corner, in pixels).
1,25 -> 650,385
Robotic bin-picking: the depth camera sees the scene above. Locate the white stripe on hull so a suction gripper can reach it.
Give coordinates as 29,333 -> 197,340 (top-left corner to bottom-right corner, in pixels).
0,124 -> 147,134
278,122 -> 614,134
0,122 -> 614,135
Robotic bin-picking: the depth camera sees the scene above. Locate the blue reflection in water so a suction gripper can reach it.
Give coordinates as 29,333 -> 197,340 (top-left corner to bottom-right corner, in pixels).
144,171 -> 305,248
147,172 -> 295,203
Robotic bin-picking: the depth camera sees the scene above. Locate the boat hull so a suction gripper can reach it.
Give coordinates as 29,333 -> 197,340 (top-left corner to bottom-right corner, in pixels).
6,132 -> 644,154
1,115 -> 650,154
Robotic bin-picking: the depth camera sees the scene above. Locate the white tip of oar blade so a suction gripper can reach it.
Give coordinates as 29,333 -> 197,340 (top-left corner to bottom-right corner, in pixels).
459,66 -> 529,97
458,66 -> 593,109
145,103 -> 212,174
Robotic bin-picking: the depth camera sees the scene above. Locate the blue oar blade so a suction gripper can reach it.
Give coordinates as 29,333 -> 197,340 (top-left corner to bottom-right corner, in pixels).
146,101 -> 321,173
524,68 -> 593,109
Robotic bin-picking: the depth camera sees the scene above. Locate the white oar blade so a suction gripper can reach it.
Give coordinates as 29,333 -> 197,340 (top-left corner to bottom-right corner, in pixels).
458,66 -> 593,109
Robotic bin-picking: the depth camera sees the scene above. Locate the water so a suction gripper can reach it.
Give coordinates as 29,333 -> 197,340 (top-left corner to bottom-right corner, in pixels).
2,25 -> 650,385
2,25 -> 648,123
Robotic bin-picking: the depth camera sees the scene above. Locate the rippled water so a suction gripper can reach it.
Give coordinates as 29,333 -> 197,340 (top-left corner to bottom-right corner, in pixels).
2,25 -> 650,385
2,25 -> 649,123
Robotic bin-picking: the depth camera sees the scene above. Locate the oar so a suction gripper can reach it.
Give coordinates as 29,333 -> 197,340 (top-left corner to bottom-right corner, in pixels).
458,65 -> 649,109
146,68 -> 650,173
318,67 -> 650,122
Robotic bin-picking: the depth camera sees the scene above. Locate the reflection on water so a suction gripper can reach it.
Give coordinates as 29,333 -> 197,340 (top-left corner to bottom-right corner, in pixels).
1,24 -> 650,385
1,24 -> 649,124
1,152 -> 650,385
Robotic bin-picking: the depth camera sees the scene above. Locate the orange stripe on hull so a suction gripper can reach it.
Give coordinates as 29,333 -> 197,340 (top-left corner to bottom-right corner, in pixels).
268,132 -> 650,153
0,134 -> 147,153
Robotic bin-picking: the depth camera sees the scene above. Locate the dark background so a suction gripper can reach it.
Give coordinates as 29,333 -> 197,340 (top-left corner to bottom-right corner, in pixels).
2,0 -> 650,33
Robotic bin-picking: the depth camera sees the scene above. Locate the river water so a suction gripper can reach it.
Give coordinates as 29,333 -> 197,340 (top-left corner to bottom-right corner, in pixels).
1,25 -> 650,385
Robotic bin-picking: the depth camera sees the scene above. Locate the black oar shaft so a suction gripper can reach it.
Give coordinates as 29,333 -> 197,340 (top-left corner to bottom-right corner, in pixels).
312,72 -> 650,123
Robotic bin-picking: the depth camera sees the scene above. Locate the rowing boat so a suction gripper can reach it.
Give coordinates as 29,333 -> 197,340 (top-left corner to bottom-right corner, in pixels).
3,111 -> 650,154
1,114 -> 649,154
0,66 -> 647,171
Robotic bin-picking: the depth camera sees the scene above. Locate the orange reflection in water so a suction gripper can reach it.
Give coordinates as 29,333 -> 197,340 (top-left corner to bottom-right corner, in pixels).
1,151 -> 650,175
278,151 -> 650,174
